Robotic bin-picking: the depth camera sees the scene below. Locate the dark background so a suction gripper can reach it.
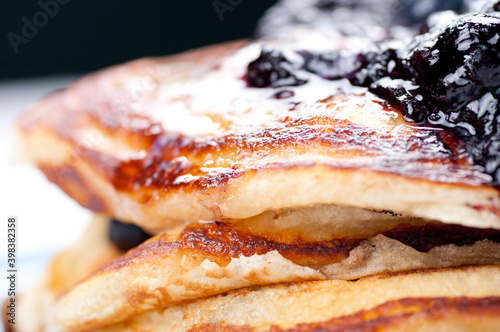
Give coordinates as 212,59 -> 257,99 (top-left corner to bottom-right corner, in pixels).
0,0 -> 277,81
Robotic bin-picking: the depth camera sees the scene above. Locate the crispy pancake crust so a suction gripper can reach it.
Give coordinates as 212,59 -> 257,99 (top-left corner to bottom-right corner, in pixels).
54,216 -> 500,331
15,36 -> 500,231
97,265 -> 500,332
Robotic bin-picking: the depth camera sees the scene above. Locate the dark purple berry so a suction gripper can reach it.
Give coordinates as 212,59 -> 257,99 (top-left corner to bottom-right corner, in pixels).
247,50 -> 307,88
109,218 -> 151,252
300,51 -> 364,81
353,49 -> 408,86
273,90 -> 295,99
408,15 -> 500,109
249,3 -> 500,186
374,14 -> 500,185
300,48 -> 409,87
314,0 -> 340,10
369,80 -> 428,123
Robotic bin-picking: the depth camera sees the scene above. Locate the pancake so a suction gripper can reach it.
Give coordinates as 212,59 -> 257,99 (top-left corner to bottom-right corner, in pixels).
96,265 -> 500,331
52,206 -> 500,331
10,2 -> 500,331
14,31 -> 500,232
9,215 -> 122,332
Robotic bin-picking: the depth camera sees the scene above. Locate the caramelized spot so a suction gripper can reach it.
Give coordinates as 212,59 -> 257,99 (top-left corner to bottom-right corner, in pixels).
177,222 -> 362,267
279,297 -> 500,332
190,324 -> 254,332
109,116 -> 487,198
97,222 -> 500,274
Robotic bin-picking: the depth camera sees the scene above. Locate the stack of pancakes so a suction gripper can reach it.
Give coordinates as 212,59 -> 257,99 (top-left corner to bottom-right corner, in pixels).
7,10 -> 500,332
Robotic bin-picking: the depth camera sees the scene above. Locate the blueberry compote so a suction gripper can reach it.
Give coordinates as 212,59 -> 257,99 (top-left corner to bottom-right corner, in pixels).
247,1 -> 500,186
247,50 -> 307,88
109,219 -> 151,252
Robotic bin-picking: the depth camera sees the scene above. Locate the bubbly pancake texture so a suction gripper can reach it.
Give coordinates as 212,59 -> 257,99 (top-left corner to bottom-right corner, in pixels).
52,207 -> 500,331
15,33 -> 500,231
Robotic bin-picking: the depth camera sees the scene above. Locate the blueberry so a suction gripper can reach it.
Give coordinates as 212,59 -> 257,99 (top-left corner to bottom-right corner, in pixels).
354,49 -> 409,85
108,219 -> 152,252
314,0 -> 340,10
408,15 -> 500,110
369,80 -> 428,123
247,50 -> 307,88
300,51 -> 364,81
393,14 -> 500,184
273,90 -> 295,99
300,48 -> 409,87
249,5 -> 500,186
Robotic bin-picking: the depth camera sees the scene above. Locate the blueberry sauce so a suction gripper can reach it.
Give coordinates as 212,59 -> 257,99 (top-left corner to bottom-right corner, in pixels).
109,218 -> 152,252
247,1 -> 500,186
273,90 -> 295,99
247,50 -> 307,88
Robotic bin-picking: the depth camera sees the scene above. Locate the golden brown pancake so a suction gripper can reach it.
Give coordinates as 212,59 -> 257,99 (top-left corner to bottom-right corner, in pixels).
10,15 -> 500,332
96,265 -> 500,332
14,34 -> 500,232
52,207 -> 500,331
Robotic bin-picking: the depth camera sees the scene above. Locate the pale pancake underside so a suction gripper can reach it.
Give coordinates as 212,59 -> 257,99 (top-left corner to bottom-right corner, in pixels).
11,210 -> 500,331
51,205 -> 500,331
97,265 -> 500,332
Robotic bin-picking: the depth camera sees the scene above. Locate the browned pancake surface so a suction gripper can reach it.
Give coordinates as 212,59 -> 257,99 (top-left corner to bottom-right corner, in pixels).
15,36 -> 500,230
54,215 -> 500,331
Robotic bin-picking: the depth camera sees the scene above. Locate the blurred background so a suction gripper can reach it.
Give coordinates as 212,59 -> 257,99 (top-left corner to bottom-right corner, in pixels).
1,0 -> 277,80
0,0 -> 276,315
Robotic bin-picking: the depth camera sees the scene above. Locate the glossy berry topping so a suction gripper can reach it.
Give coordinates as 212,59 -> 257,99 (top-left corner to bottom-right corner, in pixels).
247,50 -> 307,88
300,51 -> 364,81
379,15 -> 500,184
247,3 -> 500,186
407,15 -> 500,110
